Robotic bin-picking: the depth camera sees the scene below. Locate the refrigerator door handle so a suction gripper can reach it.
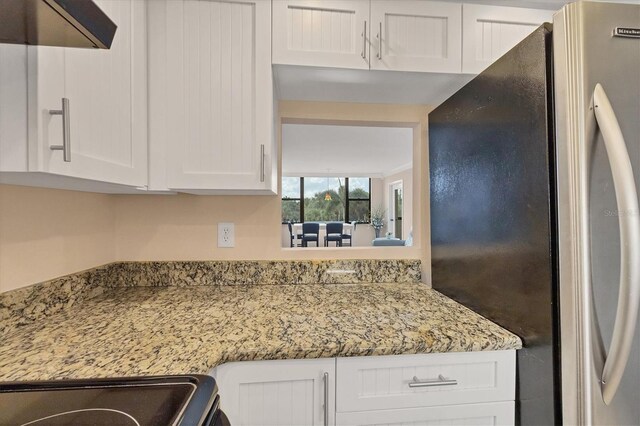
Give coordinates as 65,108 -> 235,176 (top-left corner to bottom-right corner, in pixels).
592,83 -> 640,405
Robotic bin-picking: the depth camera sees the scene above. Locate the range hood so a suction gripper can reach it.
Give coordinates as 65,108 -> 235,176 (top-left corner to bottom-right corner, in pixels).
0,0 -> 117,49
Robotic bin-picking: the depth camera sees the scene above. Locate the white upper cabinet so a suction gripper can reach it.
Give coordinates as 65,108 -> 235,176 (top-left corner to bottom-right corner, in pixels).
273,1 -> 555,76
30,0 -> 146,186
1,0 -> 147,190
462,4 -> 553,74
148,0 -> 275,193
273,0 -> 370,70
370,1 -> 462,73
273,0 -> 461,73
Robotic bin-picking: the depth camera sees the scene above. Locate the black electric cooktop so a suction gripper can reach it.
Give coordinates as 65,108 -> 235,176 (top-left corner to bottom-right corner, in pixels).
0,375 -> 221,426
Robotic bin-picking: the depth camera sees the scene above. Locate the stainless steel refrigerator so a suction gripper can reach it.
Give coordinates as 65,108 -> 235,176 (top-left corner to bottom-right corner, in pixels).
429,2 -> 640,424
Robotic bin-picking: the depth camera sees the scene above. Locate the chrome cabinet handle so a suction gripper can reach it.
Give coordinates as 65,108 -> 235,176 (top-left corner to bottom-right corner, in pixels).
323,372 -> 329,426
592,83 -> 640,405
260,144 -> 265,183
408,374 -> 457,388
49,98 -> 71,162
361,20 -> 367,60
376,22 -> 382,60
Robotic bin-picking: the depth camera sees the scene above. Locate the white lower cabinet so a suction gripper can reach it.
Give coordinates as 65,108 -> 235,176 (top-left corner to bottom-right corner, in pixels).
335,402 -> 515,426
213,358 -> 336,426
336,351 -> 515,412
212,351 -> 516,426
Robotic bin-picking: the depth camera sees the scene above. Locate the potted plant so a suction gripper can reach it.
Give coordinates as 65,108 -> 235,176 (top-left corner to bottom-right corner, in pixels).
370,205 -> 385,238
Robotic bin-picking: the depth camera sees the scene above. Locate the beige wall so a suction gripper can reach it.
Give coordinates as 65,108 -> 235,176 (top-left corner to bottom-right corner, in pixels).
0,184 -> 116,292
1,101 -> 433,292
116,193 -> 410,259
115,102 -> 429,266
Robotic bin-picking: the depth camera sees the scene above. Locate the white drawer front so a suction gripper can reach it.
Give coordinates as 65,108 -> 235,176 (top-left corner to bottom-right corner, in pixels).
336,401 -> 515,426
336,350 -> 515,412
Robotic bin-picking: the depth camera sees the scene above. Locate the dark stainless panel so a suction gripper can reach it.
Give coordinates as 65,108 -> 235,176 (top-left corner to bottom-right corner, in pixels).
429,24 -> 560,425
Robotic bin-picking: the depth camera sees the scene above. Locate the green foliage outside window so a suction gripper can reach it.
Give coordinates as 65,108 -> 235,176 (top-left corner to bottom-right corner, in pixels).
304,189 -> 344,221
281,177 -> 371,223
348,196 -> 370,222
282,199 -> 301,223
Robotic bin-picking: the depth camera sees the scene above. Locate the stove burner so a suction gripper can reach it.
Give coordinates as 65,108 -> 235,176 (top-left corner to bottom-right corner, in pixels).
21,408 -> 141,426
0,384 -> 194,425
0,376 -> 222,426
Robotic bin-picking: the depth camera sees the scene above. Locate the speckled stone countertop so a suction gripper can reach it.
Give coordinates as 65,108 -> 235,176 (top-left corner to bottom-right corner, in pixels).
0,283 -> 521,382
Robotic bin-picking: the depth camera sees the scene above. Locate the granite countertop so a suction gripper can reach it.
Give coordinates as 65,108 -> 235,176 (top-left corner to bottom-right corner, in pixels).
0,283 -> 522,382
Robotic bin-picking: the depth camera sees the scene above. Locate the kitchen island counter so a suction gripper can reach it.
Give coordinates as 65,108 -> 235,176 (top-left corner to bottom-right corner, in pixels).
0,283 -> 521,381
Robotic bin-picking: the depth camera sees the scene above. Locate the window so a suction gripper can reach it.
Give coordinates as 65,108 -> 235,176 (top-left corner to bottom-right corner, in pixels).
281,177 -> 301,223
346,177 -> 371,223
303,177 -> 344,222
281,177 -> 371,223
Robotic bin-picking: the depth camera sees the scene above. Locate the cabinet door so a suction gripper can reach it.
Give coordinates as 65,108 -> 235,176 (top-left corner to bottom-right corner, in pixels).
335,401 -> 515,426
148,0 -> 274,192
462,4 -> 553,74
214,358 -> 336,426
370,1 -> 462,73
30,0 -> 147,187
0,45 -> 28,171
272,0 -> 370,69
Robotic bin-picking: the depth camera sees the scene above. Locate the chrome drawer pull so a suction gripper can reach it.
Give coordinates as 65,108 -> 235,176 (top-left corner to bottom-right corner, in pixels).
408,374 -> 457,388
376,22 -> 382,60
323,372 -> 329,426
260,144 -> 265,183
49,97 -> 71,162
361,20 -> 367,59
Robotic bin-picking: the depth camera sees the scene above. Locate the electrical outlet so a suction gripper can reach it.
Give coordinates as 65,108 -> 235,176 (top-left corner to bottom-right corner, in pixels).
218,223 -> 235,248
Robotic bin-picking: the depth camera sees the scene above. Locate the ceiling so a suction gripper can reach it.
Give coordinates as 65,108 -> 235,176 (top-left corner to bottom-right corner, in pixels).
282,124 -> 413,178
